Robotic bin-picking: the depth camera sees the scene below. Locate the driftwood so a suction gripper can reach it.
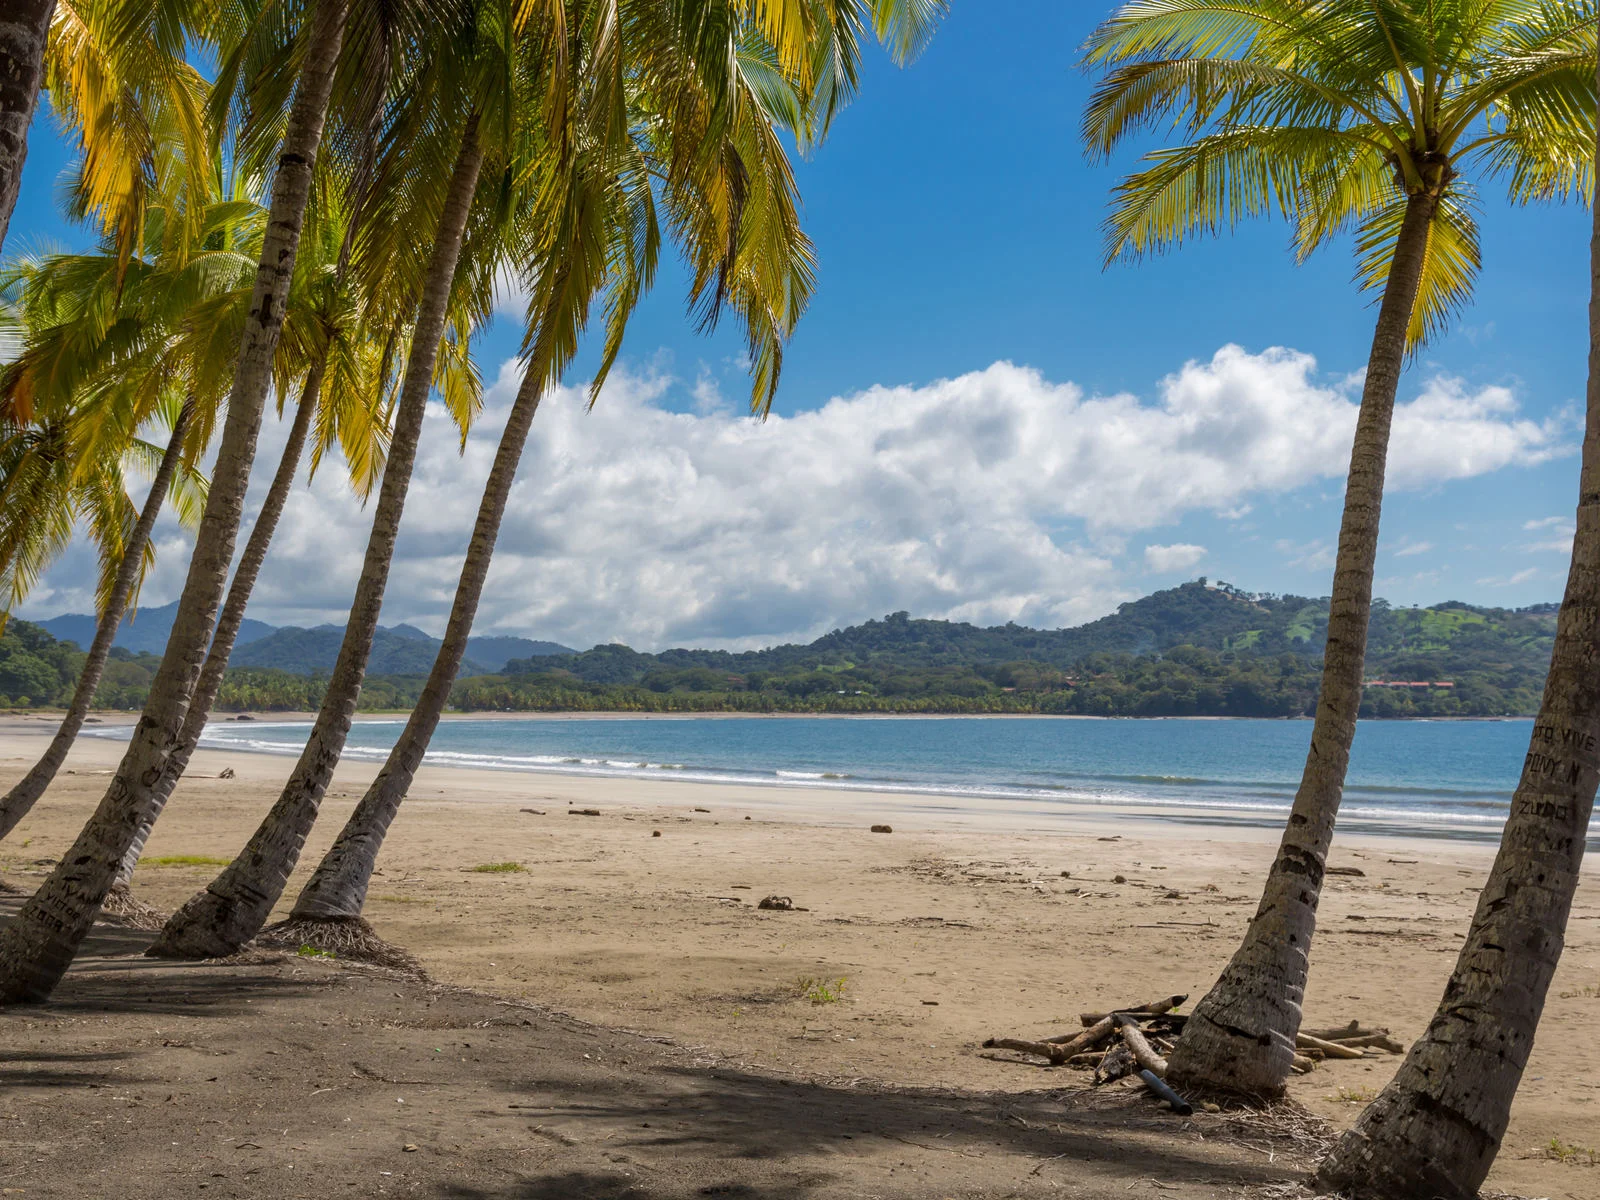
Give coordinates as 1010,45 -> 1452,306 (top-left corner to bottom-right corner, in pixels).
1115,1014 -> 1169,1076
1078,994 -> 1188,1025
983,1037 -> 1074,1065
1302,1020 -> 1386,1040
1290,1054 -> 1316,1074
1094,1041 -> 1136,1084
1335,1033 -> 1406,1053
1296,1032 -> 1367,1059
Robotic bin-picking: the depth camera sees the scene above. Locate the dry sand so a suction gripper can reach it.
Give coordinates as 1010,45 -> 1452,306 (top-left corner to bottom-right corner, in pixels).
1,718 -> 1598,1199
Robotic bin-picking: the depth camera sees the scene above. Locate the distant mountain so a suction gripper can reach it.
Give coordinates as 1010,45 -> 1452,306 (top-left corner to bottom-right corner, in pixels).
228,624 -> 573,676
33,604 -> 572,676
464,634 -> 574,668
39,601 -> 276,656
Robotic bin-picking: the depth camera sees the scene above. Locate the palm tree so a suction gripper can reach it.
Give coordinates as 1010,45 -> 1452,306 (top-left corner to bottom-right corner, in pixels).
0,0 -> 353,1005
0,0 -> 54,252
0,175 -> 263,837
151,0 -> 943,959
1317,40 -> 1600,1200
0,399 -> 196,842
0,110 -> 399,853
276,0 -> 940,945
1083,0 -> 1597,1098
146,0 -> 530,959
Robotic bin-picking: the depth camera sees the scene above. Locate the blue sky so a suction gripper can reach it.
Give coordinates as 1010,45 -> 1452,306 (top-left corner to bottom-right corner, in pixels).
10,3 -> 1592,647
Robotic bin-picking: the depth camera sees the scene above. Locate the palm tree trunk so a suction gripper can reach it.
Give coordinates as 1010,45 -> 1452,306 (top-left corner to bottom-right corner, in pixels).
112,130 -> 377,896
1315,105 -> 1600,1200
149,115 -> 485,959
1164,189 -> 1439,1098
0,0 -> 53,253
110,370 -> 321,894
0,0 -> 348,1006
0,398 -> 196,841
288,364 -> 545,923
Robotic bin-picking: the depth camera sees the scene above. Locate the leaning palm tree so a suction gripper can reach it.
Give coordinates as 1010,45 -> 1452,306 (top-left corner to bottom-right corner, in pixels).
0,175 -> 263,839
1319,40 -> 1600,1197
0,114 -> 401,854
1083,0 -> 1596,1097
152,0 -> 943,960
277,0 -> 940,946
0,0 -> 55,252
0,0 -> 356,1005
146,0 -> 527,959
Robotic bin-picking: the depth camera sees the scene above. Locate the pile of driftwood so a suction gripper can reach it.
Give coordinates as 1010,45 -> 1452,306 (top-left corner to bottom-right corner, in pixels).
983,998 -> 1406,1114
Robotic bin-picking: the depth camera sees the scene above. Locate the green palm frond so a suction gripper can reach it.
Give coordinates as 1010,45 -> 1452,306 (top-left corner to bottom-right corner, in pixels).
1085,0 -> 1596,351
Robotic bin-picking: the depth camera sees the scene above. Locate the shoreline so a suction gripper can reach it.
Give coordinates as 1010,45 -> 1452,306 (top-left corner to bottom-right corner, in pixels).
0,707 -> 1537,727
2,723 -> 1573,852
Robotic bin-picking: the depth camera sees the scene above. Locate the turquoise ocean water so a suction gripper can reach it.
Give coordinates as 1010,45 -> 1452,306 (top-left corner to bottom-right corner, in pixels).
131,715 -> 1568,843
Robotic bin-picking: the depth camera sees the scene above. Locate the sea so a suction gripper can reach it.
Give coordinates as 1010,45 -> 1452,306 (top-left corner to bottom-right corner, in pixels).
139,714 -> 1568,844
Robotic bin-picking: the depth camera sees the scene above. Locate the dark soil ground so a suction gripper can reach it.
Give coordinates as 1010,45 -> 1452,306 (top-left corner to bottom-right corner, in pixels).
0,907 -> 1326,1200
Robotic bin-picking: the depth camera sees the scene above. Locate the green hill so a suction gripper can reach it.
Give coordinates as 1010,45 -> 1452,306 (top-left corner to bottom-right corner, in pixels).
489,582 -> 1555,718
1,583 -> 1560,717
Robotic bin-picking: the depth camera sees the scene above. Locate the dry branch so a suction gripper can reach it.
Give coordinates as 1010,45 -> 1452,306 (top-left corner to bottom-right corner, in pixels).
1077,994 -> 1187,1025
1295,1033 -> 1366,1059
1115,1014 -> 1169,1076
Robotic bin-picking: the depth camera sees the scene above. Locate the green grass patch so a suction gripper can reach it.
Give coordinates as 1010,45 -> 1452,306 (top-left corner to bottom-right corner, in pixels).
1543,1137 -> 1598,1165
794,975 -> 848,1005
296,944 -> 336,959
145,854 -> 231,867
469,861 -> 526,874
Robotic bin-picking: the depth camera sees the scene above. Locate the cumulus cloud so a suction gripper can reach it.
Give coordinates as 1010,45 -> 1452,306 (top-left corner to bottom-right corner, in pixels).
1144,543 -> 1207,573
17,345 -> 1575,650
1476,567 -> 1542,587
1393,540 -> 1433,558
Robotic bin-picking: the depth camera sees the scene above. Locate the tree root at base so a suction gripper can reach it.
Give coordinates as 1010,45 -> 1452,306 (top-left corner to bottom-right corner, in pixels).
258,915 -> 427,976
97,885 -> 170,930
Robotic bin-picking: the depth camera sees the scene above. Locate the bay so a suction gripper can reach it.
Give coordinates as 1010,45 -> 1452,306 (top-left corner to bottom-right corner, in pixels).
165,714 -> 1551,843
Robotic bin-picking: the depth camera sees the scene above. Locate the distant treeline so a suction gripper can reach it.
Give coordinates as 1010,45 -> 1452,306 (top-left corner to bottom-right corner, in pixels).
0,582 -> 1555,718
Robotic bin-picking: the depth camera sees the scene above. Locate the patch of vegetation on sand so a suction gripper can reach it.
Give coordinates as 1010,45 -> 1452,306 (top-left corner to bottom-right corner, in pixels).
794,975 -> 848,1005
469,862 -> 526,874
145,854 -> 232,867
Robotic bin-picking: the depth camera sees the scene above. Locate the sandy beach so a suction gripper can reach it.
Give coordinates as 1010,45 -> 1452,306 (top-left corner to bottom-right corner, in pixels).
2,720 -> 1597,1198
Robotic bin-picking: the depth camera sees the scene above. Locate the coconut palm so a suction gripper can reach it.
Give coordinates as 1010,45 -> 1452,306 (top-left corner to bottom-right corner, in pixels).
0,178 -> 260,839
100,8 -> 494,911
0,0 -> 355,1005
274,0 -> 941,947
146,0 -> 537,959
1317,39 -> 1600,1199
1083,0 -> 1596,1098
0,0 -> 55,253
0,125 -> 404,851
149,0 -> 943,959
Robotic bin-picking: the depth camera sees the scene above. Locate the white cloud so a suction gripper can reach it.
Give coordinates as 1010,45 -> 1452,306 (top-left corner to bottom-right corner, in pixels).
1477,568 -> 1542,587
1144,543 -> 1207,572
1524,516 -> 1569,530
1393,540 -> 1433,558
1276,538 -> 1336,572
18,345 -> 1575,650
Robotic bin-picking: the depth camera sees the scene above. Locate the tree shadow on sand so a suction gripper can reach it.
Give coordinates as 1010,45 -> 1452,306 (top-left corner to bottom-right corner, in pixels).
0,897 -> 335,1019
435,1063 -> 1315,1200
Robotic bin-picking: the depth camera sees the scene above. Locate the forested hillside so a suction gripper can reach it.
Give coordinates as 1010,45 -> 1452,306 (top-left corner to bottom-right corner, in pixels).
2,583 -> 1558,717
